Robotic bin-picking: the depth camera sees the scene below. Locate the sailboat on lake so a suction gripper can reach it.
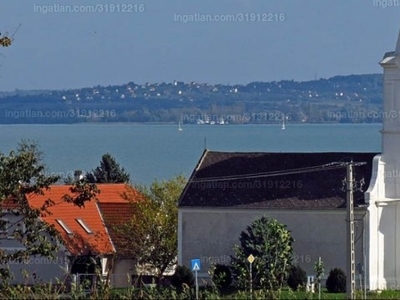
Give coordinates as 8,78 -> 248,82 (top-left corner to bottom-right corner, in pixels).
282,114 -> 286,130
178,121 -> 183,131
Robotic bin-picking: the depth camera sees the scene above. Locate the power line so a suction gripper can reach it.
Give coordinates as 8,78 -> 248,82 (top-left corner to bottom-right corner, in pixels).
189,162 -> 352,183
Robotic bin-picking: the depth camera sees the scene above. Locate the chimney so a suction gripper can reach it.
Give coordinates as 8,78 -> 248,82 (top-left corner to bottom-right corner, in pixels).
74,170 -> 84,182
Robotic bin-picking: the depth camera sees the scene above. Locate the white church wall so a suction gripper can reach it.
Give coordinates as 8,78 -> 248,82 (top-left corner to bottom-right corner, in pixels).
179,208 -> 366,283
366,202 -> 400,290
364,29 -> 400,290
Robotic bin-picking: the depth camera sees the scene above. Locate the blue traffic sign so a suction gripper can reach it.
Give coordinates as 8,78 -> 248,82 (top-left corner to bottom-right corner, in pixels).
191,258 -> 201,271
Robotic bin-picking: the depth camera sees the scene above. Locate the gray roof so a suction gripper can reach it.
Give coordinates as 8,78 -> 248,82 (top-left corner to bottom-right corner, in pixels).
178,150 -> 378,209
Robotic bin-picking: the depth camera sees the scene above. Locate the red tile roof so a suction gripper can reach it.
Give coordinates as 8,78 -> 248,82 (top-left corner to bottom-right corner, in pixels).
96,184 -> 141,257
26,184 -> 134,256
95,184 -> 135,203
1,198 -> 19,210
98,202 -> 135,257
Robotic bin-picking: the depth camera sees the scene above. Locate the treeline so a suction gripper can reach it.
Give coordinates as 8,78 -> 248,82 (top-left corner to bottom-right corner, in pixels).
0,74 -> 384,124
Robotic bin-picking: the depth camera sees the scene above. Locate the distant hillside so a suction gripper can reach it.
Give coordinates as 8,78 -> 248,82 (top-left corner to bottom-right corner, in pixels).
0,74 -> 383,124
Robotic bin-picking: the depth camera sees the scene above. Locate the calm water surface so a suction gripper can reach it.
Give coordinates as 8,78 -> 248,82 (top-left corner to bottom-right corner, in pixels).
0,123 -> 382,185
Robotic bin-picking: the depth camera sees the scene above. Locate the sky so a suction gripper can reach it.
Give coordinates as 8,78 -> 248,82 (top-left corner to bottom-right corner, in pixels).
0,0 -> 400,91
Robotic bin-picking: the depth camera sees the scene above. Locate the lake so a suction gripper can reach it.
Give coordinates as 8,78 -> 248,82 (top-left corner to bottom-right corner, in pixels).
0,123 -> 382,186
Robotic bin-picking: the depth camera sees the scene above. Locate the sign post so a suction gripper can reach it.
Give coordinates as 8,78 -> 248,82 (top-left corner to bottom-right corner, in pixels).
191,259 -> 201,300
247,254 -> 255,299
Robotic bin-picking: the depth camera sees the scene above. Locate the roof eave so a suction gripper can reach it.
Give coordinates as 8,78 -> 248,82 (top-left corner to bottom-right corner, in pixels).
177,148 -> 209,207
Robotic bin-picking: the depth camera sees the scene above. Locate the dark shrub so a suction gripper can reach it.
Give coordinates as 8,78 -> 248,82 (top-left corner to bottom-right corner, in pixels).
212,264 -> 232,289
287,264 -> 307,291
326,268 -> 346,293
171,265 -> 194,291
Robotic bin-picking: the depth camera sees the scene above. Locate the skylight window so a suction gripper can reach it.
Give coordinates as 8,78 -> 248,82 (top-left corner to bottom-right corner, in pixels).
76,218 -> 93,234
56,219 -> 73,235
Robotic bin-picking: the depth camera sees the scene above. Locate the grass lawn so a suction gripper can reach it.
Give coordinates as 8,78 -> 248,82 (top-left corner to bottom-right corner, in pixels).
219,287 -> 400,299
279,289 -> 400,299
281,289 -> 346,299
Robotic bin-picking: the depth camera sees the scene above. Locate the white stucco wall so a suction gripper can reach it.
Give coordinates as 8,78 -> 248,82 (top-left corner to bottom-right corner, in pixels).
0,212 -> 70,285
179,208 -> 365,283
365,154 -> 400,290
109,258 -> 136,288
1,243 -> 69,285
364,34 -> 400,289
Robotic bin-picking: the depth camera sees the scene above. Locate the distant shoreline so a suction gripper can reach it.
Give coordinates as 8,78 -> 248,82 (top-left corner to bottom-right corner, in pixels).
0,122 -> 383,126
0,74 -> 384,125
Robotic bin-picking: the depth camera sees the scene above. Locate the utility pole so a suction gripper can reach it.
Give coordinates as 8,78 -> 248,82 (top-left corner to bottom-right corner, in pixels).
346,162 -> 356,300
343,161 -> 366,300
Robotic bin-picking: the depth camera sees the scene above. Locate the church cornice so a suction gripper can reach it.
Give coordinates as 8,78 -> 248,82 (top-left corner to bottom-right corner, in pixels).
375,199 -> 400,207
380,130 -> 400,134
383,74 -> 400,81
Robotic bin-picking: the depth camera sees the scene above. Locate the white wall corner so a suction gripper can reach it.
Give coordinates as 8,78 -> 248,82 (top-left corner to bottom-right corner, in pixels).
365,155 -> 384,203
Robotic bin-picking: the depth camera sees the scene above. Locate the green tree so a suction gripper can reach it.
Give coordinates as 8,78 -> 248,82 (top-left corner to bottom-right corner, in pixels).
171,265 -> 194,292
0,24 -> 20,47
326,268 -> 346,293
231,216 -> 294,291
0,34 -> 12,47
287,264 -> 307,291
0,141 -> 98,285
211,264 -> 232,289
117,175 -> 186,284
85,153 -> 130,183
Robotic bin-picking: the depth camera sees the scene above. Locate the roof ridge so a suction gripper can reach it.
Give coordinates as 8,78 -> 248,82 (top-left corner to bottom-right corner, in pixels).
97,201 -> 131,204
177,149 -> 209,206
206,151 -> 378,155
96,183 -> 127,185
195,148 -> 209,171
95,202 -> 116,253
